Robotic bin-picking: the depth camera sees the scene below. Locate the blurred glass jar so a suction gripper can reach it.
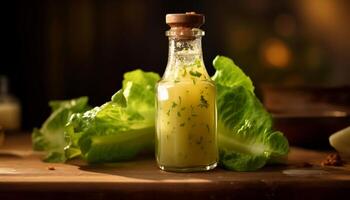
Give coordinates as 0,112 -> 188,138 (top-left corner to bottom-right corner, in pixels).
0,76 -> 21,130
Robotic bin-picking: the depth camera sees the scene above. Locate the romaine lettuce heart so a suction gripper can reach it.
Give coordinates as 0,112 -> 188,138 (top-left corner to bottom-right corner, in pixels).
64,70 -> 160,163
213,56 -> 289,171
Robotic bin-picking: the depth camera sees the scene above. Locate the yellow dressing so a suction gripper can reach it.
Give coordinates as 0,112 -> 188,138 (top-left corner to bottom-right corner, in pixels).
156,63 -> 218,168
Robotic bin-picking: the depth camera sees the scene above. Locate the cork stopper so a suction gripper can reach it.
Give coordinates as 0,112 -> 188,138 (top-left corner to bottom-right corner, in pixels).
166,12 -> 205,28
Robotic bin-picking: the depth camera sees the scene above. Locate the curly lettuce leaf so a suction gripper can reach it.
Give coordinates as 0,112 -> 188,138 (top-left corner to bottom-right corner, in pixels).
65,69 -> 160,163
213,56 -> 289,171
32,97 -> 89,162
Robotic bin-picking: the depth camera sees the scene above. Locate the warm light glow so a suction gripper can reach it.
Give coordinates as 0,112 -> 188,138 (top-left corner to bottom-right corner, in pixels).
261,38 -> 292,68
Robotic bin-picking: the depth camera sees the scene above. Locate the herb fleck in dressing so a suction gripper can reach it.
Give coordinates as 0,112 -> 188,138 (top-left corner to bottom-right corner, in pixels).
156,13 -> 217,172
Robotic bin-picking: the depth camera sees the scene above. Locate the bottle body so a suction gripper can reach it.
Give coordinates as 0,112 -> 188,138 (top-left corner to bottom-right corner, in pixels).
0,76 -> 21,131
156,30 -> 218,172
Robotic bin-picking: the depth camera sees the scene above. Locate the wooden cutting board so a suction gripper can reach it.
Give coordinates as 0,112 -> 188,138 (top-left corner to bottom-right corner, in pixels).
0,133 -> 349,200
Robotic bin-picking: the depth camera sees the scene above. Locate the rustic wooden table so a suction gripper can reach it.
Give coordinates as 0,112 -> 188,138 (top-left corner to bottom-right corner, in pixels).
0,133 -> 349,200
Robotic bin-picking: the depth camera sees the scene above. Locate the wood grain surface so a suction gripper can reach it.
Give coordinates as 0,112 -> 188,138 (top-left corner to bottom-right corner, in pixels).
0,133 -> 349,200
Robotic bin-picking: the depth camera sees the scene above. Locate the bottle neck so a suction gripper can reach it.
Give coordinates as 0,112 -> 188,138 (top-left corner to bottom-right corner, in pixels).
163,28 -> 209,80
167,37 -> 204,68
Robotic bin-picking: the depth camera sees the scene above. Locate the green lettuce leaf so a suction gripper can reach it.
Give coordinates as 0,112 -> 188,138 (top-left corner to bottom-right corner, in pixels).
32,97 -> 89,162
213,56 -> 289,171
64,69 -> 160,163
212,56 -> 254,92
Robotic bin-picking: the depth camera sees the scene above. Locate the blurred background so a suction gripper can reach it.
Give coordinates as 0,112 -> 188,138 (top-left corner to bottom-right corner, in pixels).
0,0 -> 349,147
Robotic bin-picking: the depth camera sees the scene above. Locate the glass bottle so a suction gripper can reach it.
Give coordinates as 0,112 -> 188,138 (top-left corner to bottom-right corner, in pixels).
155,13 -> 218,172
0,75 -> 21,131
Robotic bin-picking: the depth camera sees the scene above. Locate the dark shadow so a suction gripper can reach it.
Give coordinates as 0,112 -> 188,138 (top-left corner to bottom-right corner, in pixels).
0,152 -> 24,159
73,153 -> 228,181
74,155 -> 295,182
